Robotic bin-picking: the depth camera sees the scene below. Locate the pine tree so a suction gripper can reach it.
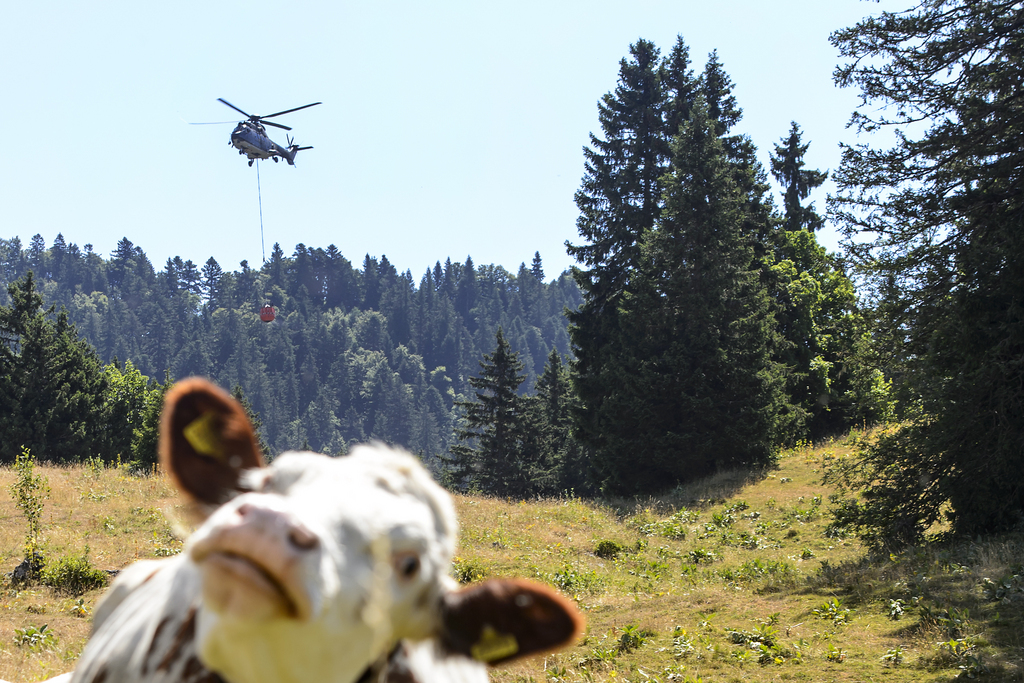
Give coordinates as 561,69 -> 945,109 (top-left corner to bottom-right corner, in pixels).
0,273 -> 108,463
201,257 -> 224,308
533,349 -> 591,494
567,40 -> 670,469
530,252 -> 545,281
446,329 -> 532,495
829,0 -> 1024,541
231,384 -> 270,457
771,122 -> 827,233
662,36 -> 698,139
567,39 -> 668,300
28,235 -> 47,279
592,98 -> 786,493
570,39 -> 785,494
766,123 -> 890,440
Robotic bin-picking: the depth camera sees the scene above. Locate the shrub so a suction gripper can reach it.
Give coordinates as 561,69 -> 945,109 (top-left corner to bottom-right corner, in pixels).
669,627 -> 695,658
812,598 -> 851,625
550,563 -> 602,594
824,643 -> 847,662
42,550 -> 108,596
687,548 -> 720,565
637,510 -> 692,540
594,539 -> 628,559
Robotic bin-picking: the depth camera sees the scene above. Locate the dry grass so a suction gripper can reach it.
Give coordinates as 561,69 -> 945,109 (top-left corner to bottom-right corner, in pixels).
2,432 -> 1023,682
453,434 -> 1024,683
0,460 -> 184,682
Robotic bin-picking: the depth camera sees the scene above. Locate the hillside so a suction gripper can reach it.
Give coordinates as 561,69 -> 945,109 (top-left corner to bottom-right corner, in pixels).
0,237 -> 583,463
1,435 -> 1022,682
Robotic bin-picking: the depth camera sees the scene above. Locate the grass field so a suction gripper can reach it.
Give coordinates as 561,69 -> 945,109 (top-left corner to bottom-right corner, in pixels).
1,432 -> 1022,682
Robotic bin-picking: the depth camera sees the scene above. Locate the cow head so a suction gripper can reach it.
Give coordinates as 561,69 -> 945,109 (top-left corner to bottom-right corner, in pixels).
161,378 -> 582,683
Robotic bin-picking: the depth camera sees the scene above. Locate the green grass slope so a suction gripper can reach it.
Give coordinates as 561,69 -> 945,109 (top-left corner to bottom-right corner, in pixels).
454,433 -> 1024,683
1,432 -> 1022,682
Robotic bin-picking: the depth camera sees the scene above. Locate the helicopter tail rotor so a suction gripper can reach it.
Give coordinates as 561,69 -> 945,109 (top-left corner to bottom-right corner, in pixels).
282,136 -> 314,165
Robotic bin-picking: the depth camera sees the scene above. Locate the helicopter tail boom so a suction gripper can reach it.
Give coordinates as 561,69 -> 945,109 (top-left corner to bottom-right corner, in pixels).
280,135 -> 313,165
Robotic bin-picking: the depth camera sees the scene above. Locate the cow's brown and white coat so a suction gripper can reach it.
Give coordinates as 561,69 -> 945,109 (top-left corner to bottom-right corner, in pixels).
54,378 -> 581,683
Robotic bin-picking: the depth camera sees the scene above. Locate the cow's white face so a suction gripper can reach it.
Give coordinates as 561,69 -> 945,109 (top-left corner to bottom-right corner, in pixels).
187,447 -> 459,683
69,378 -> 581,683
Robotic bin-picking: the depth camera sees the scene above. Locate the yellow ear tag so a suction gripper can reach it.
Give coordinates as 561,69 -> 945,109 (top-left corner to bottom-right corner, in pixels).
470,625 -> 519,663
183,412 -> 225,460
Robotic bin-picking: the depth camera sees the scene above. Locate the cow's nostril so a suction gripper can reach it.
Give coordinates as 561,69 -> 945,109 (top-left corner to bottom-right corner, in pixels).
289,524 -> 319,550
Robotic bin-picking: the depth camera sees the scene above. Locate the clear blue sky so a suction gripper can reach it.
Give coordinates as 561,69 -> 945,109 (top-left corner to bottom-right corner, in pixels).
3,1 -> 899,281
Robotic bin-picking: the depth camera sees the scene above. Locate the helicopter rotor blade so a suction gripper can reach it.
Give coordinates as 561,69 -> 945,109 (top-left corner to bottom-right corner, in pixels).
262,102 -> 322,119
187,120 -> 237,125
217,98 -> 251,118
261,120 -> 292,131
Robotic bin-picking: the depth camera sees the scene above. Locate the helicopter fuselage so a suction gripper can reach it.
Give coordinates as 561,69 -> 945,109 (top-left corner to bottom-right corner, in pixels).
230,121 -> 300,166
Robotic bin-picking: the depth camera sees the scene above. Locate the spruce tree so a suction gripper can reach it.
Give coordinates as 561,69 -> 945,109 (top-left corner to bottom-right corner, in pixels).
533,349 -> 591,494
829,0 -> 1024,541
771,122 -> 827,233
567,39 -> 668,297
446,329 -> 531,495
567,39 -> 670,467
570,39 -> 787,494
662,36 -> 698,139
592,98 -> 786,493
232,384 -> 270,457
766,123 -> 890,440
0,273 -> 107,463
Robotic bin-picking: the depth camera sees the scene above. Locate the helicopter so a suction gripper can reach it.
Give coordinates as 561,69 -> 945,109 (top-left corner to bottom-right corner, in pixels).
212,98 -> 321,166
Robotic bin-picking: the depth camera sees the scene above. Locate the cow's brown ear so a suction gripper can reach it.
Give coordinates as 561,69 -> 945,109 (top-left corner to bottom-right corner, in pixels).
160,377 -> 264,505
440,579 -> 584,666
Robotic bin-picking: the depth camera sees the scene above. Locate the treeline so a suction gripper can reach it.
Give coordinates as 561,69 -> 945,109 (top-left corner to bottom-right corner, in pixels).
0,237 -> 581,467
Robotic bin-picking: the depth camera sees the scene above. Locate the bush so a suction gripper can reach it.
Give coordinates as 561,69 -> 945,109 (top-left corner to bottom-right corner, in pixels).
594,539 -> 628,559
41,550 -> 108,596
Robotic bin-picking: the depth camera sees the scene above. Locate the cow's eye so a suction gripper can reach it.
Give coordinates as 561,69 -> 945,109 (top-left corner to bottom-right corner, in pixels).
393,552 -> 421,580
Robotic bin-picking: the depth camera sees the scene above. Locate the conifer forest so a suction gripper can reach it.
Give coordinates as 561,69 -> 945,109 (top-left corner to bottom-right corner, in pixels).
3,1 -> 1023,547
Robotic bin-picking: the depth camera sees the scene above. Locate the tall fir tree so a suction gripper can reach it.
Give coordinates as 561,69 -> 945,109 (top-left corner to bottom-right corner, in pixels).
593,98 -> 786,493
446,329 -> 533,496
771,122 -> 827,233
828,0 -> 1024,542
766,123 -> 890,440
532,349 -> 592,494
567,39 -> 670,469
0,273 -> 108,463
570,38 -> 787,494
567,39 -> 668,301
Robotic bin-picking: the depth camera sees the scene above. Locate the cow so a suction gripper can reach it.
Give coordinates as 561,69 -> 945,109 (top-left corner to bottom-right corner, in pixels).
42,378 -> 582,683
